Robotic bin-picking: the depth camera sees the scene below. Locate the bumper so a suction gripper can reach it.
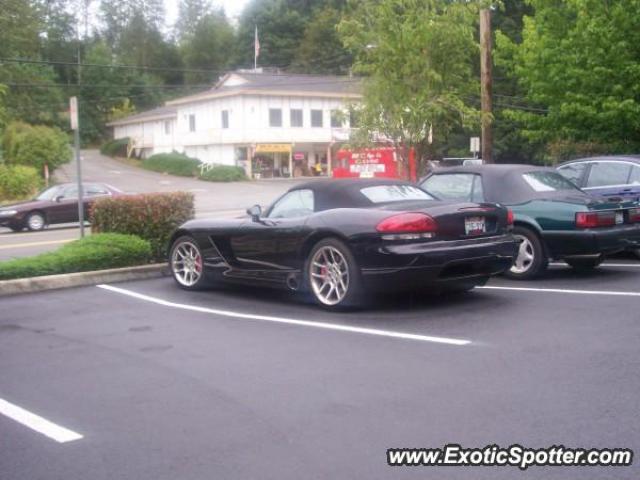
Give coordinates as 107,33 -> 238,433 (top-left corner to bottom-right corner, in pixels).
357,234 -> 518,291
543,224 -> 640,258
0,217 -> 21,229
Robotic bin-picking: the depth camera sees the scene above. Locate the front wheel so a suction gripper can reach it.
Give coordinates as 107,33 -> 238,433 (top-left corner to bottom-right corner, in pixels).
26,212 -> 46,231
565,256 -> 603,272
169,236 -> 210,290
306,238 -> 364,309
504,226 -> 548,280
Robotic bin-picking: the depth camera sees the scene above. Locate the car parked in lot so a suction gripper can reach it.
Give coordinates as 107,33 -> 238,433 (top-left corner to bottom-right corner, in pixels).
557,155 -> 640,201
0,183 -> 121,231
420,165 -> 640,279
168,179 -> 518,309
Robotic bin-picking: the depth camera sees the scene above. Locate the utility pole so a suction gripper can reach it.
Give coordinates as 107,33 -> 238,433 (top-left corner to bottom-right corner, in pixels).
480,8 -> 493,164
70,96 -> 84,238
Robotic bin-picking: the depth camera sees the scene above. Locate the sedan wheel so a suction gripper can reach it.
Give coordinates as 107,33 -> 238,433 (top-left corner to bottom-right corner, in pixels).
26,212 -> 45,231
504,226 -> 548,280
170,236 -> 206,289
307,238 -> 363,309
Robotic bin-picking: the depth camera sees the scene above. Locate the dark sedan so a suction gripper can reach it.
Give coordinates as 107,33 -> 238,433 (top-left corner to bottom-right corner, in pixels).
168,179 -> 517,309
0,183 -> 121,232
420,165 -> 640,279
557,155 -> 640,201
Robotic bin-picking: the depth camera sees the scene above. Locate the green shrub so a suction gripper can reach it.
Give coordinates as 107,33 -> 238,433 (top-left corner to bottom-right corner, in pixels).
0,233 -> 152,280
0,164 -> 41,200
142,152 -> 201,177
90,192 -> 194,260
198,164 -> 247,182
2,121 -> 71,175
100,137 -> 130,157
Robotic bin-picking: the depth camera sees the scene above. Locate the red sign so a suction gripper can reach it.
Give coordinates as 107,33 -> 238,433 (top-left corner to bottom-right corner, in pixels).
332,147 -> 400,179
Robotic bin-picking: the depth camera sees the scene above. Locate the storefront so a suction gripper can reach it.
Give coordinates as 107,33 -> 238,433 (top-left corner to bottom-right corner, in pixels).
249,143 -> 339,179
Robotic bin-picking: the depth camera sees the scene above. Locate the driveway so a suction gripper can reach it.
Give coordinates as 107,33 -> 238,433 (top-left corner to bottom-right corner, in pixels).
1,262 -> 639,479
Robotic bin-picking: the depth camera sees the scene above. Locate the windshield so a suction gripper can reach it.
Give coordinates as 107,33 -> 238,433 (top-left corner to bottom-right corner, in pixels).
360,185 -> 434,203
522,171 -> 582,192
36,185 -> 63,201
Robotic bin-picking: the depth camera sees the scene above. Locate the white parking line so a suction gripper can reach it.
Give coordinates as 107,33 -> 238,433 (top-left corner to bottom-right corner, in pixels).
479,285 -> 640,297
97,284 -> 471,346
0,398 -> 83,443
550,262 -> 640,268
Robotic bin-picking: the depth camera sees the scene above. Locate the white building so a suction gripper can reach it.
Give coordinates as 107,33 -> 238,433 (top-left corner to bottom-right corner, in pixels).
108,70 -> 362,178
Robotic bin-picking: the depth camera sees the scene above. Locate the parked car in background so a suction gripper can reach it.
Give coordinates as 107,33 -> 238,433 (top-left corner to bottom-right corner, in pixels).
420,165 -> 640,279
0,183 -> 122,232
557,155 -> 640,201
168,178 -> 517,309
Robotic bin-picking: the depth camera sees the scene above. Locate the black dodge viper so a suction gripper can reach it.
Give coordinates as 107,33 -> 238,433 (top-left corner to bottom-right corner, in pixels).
168,179 -> 518,309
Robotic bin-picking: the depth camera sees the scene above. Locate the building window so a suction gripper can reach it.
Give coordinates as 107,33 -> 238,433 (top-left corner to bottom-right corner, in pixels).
349,110 -> 359,128
235,147 -> 248,162
311,109 -> 323,127
164,120 -> 171,135
330,110 -> 342,128
290,109 -> 303,127
189,114 -> 196,132
221,110 -> 229,129
269,108 -> 282,127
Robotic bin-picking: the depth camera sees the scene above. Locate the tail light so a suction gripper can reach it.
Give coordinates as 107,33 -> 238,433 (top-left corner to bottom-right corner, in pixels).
629,208 -> 640,223
376,213 -> 437,240
576,211 -> 616,228
506,209 -> 514,226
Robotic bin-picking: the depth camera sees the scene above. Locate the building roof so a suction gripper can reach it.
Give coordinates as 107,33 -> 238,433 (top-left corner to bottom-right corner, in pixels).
106,105 -> 177,127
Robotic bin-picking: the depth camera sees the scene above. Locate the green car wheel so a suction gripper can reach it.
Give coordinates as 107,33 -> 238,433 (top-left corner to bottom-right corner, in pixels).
505,226 -> 548,280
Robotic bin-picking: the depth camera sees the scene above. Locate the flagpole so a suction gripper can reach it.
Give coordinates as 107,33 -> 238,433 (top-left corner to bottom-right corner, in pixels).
254,25 -> 259,71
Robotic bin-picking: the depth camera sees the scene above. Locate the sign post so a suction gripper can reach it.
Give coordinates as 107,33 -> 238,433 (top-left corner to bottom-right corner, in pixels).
470,137 -> 480,159
70,96 -> 84,238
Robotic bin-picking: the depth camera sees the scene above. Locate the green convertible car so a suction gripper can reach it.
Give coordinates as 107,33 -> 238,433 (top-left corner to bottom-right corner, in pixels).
420,164 -> 640,279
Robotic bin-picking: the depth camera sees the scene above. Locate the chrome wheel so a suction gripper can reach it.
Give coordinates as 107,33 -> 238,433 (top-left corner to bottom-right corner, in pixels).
27,212 -> 45,231
309,246 -> 350,306
511,234 -> 534,274
171,240 -> 203,287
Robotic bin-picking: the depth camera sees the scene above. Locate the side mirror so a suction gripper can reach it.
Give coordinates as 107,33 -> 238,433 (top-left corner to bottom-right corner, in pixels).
54,195 -> 64,203
246,204 -> 262,221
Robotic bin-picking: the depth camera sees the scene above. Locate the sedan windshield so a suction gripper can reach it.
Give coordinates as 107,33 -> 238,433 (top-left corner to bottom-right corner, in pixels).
35,185 -> 63,201
522,171 -> 582,192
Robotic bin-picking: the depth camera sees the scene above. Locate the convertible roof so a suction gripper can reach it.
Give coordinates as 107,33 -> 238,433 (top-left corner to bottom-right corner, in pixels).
289,178 -> 419,210
427,164 -> 584,204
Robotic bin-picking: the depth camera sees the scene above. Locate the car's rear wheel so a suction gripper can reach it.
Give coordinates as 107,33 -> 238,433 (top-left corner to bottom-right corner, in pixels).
565,256 -> 604,272
169,236 -> 210,290
26,211 -> 45,231
306,238 -> 364,309
504,226 -> 548,280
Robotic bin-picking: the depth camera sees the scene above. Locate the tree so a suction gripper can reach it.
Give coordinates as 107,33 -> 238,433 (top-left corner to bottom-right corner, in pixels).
3,121 -> 71,175
339,0 -> 481,172
497,0 -> 640,160
175,0 -> 212,39
292,6 -> 352,74
180,10 -> 235,85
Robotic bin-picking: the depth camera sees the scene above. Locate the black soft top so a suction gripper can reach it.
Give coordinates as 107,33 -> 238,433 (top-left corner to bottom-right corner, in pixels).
288,178 -> 422,210
426,164 -> 585,204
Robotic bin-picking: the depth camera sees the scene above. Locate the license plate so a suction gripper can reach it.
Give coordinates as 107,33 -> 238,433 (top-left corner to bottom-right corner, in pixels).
465,216 -> 486,235
615,211 -> 624,224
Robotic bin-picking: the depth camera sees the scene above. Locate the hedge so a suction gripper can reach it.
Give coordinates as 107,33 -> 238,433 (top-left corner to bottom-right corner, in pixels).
199,164 -> 247,182
142,152 -> 201,177
90,191 -> 194,260
100,137 -> 129,157
0,164 -> 41,201
0,233 -> 152,280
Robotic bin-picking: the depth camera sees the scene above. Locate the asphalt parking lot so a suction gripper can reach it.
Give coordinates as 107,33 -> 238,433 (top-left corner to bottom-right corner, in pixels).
1,261 -> 639,479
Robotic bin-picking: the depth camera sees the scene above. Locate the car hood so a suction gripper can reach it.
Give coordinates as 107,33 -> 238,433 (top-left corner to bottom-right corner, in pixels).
0,199 -> 42,211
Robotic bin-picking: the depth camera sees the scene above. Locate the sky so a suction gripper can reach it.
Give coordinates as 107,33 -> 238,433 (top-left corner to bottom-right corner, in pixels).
164,0 -> 251,25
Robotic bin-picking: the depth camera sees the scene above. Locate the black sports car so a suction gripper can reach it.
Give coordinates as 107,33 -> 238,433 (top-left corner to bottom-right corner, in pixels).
168,179 -> 517,309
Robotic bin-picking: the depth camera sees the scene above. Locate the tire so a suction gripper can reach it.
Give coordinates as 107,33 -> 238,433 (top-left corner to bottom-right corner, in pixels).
504,226 -> 548,280
169,235 -> 211,290
26,211 -> 46,231
565,256 -> 603,272
305,237 -> 365,310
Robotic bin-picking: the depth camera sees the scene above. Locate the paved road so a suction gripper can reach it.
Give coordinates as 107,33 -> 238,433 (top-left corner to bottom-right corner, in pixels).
1,263 -> 639,479
1,150 -> 303,259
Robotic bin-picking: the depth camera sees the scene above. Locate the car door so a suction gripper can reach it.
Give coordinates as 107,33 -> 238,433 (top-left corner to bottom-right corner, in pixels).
83,184 -> 111,218
231,189 -> 315,272
47,185 -> 80,224
583,161 -> 635,199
